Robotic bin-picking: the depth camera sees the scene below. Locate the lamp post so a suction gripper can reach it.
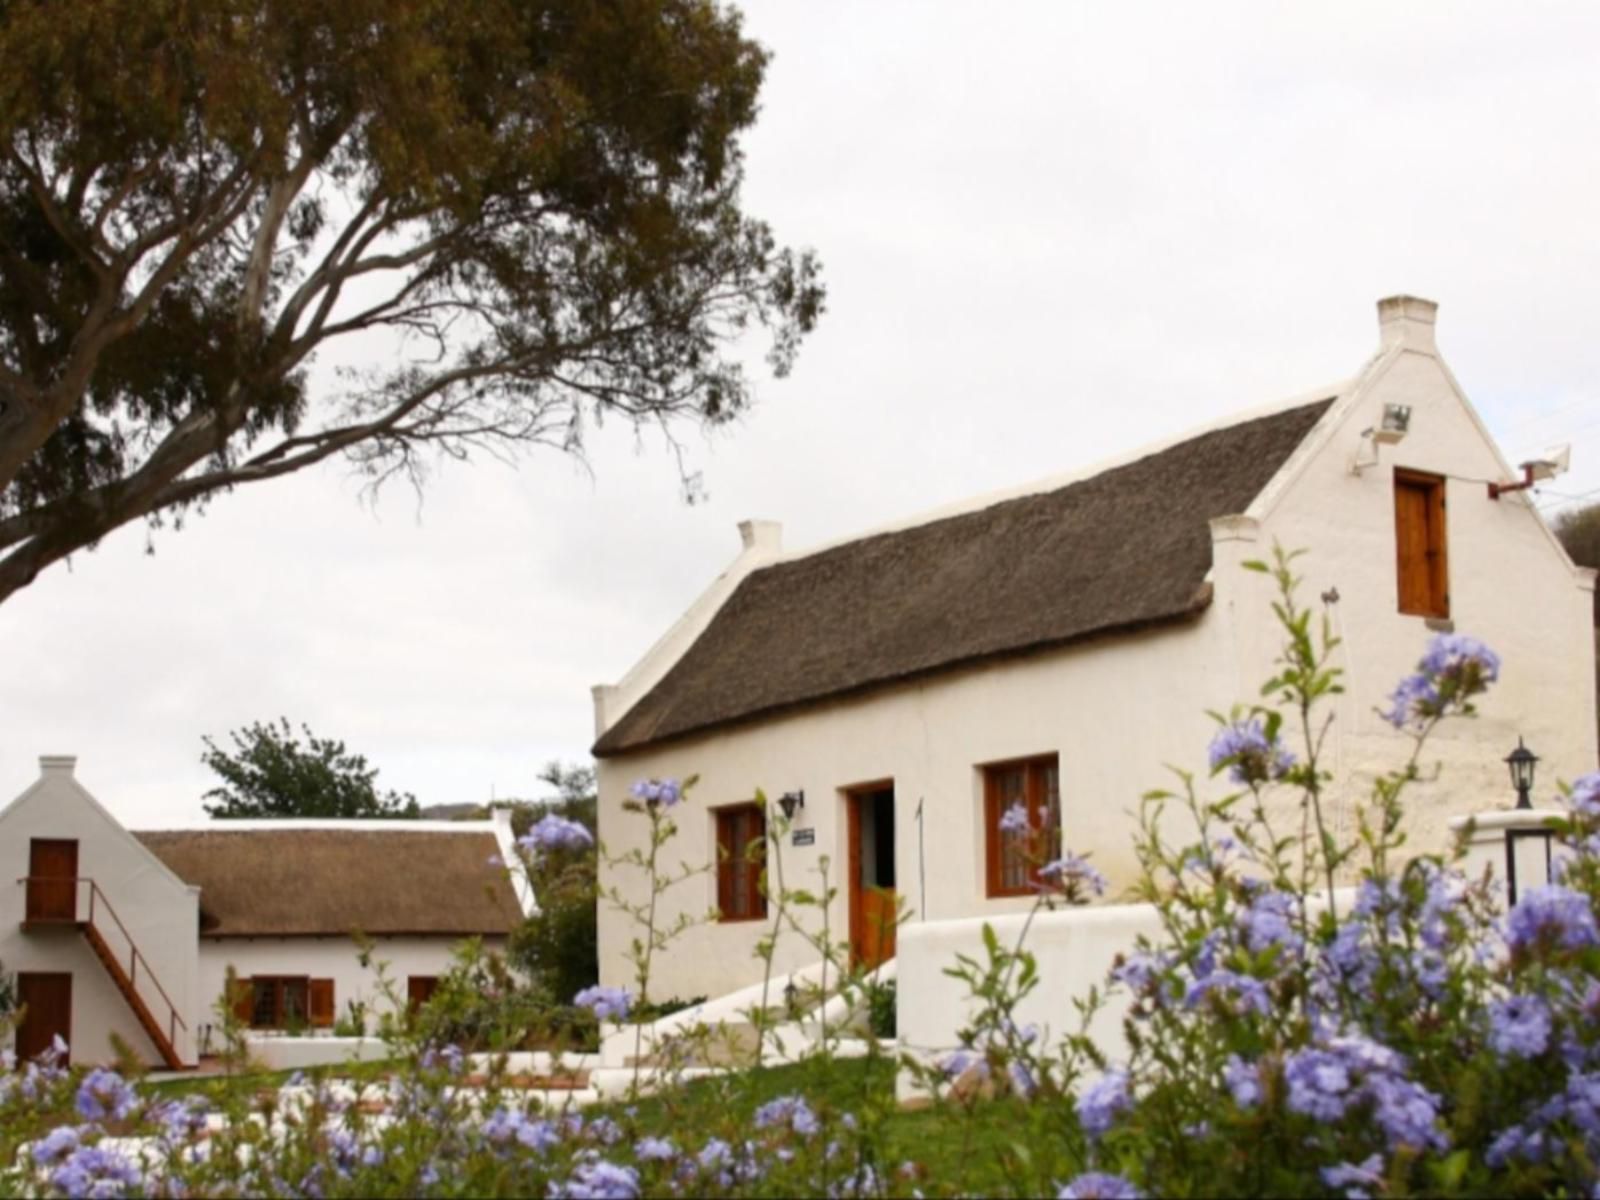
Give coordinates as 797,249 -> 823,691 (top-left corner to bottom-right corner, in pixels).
1506,738 -> 1538,811
1502,737 -> 1551,907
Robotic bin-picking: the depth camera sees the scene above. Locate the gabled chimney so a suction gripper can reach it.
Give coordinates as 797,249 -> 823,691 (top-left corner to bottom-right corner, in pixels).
39,755 -> 76,778
1378,295 -> 1438,353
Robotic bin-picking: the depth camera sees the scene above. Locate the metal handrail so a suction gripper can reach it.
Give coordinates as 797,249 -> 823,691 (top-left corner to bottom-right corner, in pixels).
17,876 -> 189,1040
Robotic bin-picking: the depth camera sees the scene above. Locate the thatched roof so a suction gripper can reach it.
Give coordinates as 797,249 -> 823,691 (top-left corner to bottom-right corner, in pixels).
132,828 -> 521,938
595,399 -> 1334,756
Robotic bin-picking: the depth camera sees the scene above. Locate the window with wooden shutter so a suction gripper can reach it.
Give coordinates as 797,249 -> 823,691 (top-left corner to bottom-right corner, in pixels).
1395,469 -> 1448,617
230,976 -> 254,1024
308,979 -> 335,1028
983,754 -> 1062,898
715,803 -> 768,922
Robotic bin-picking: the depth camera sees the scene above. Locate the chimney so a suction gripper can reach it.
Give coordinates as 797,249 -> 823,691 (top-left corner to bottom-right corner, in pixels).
738,519 -> 782,556
1377,295 -> 1438,353
39,755 -> 76,778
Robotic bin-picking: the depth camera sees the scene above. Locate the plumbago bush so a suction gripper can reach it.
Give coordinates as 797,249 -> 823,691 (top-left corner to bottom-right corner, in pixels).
929,546 -> 1600,1198
2,545 -> 1599,1199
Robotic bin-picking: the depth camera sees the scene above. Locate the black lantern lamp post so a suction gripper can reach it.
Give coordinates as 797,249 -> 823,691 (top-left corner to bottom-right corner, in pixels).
778,790 -> 805,821
1506,738 -> 1538,811
1503,737 -> 1552,907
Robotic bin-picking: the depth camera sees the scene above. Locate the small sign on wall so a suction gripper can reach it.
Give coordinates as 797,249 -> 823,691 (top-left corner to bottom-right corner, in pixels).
791,828 -> 816,847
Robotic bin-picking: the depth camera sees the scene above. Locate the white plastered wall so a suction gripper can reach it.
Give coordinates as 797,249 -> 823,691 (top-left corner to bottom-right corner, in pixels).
0,758 -> 201,1066
1220,299 -> 1599,863
195,935 -> 508,1049
596,616 -> 1232,1002
594,298 -> 1598,1004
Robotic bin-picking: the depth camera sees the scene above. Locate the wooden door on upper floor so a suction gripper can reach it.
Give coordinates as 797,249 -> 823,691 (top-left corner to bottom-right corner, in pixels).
26,839 -> 78,923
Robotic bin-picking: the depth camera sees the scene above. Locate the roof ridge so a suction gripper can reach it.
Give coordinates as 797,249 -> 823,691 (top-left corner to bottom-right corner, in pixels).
753,381 -> 1349,571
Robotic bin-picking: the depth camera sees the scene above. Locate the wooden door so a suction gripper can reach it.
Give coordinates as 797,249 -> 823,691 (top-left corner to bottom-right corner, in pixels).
15,973 -> 71,1062
847,785 -> 897,970
407,976 -> 439,1013
26,840 -> 78,923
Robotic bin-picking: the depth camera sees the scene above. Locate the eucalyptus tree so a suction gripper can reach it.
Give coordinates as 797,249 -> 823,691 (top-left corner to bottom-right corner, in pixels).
0,0 -> 823,604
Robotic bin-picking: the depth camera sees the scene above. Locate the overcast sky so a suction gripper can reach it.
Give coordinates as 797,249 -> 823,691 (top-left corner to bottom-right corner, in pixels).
3,1 -> 1598,827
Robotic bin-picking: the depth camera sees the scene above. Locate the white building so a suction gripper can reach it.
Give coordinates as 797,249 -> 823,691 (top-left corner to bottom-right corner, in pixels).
1,756 -> 531,1068
591,295 -> 1598,1003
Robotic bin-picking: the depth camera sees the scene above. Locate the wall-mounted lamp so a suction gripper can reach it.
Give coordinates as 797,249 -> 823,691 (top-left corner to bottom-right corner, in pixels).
1489,444 -> 1571,501
1350,403 -> 1413,474
1506,737 -> 1539,811
778,790 -> 805,821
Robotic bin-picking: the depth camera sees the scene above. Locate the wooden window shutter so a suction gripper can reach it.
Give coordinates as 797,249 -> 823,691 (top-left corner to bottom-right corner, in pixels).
308,979 -> 336,1028
230,977 -> 254,1024
716,812 -> 735,917
1395,470 -> 1448,617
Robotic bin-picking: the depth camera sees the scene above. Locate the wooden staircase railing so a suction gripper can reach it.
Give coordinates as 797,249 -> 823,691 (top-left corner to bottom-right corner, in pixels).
17,876 -> 189,1070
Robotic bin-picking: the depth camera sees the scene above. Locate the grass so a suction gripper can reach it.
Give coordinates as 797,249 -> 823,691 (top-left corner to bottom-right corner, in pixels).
606,1052 -> 1081,1195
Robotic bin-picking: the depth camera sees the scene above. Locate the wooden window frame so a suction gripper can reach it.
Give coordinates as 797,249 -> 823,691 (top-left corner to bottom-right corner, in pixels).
982,754 -> 1062,898
1394,468 -> 1449,618
714,803 -> 768,923
247,976 -> 312,1030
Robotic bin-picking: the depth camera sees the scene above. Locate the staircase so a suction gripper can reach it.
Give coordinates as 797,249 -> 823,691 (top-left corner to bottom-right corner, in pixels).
19,875 -> 189,1070
80,920 -> 186,1070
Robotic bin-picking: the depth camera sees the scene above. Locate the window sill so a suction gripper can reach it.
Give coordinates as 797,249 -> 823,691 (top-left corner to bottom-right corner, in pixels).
715,914 -> 768,925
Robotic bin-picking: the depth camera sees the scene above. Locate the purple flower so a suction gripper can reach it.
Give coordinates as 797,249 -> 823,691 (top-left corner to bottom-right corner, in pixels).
754,1094 -> 820,1137
553,1159 -> 640,1199
940,1048 -> 989,1081
1487,1123 -> 1547,1167
998,802 -> 1031,835
1208,718 -> 1296,786
629,778 -> 683,808
1224,1055 -> 1263,1109
1038,853 -> 1108,896
1366,1072 -> 1448,1152
30,1125 -> 83,1166
1384,634 -> 1499,728
1075,1068 -> 1132,1138
636,1137 -> 676,1161
1059,1172 -> 1142,1199
1284,1047 -> 1356,1121
1489,993 -> 1553,1059
1419,633 -> 1500,683
1320,1155 -> 1383,1199
49,1144 -> 143,1199
519,814 -> 594,853
1568,773 -> 1600,818
1238,889 -> 1302,956
1185,969 -> 1272,1016
1008,1059 -> 1038,1097
1506,885 -> 1600,955
573,985 -> 631,1022
75,1068 -> 138,1123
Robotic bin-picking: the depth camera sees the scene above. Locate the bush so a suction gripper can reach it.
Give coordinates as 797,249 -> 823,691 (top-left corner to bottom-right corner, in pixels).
867,979 -> 896,1039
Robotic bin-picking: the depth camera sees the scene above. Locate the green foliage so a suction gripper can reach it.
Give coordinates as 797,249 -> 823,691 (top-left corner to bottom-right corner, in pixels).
1554,503 -> 1600,625
200,717 -> 420,819
866,978 -> 896,1040
508,761 -> 599,1003
0,0 -> 824,606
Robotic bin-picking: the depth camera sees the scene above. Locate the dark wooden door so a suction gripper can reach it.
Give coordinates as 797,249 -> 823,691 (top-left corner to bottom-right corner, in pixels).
407,976 -> 439,1013
15,973 -> 71,1062
26,839 -> 78,922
